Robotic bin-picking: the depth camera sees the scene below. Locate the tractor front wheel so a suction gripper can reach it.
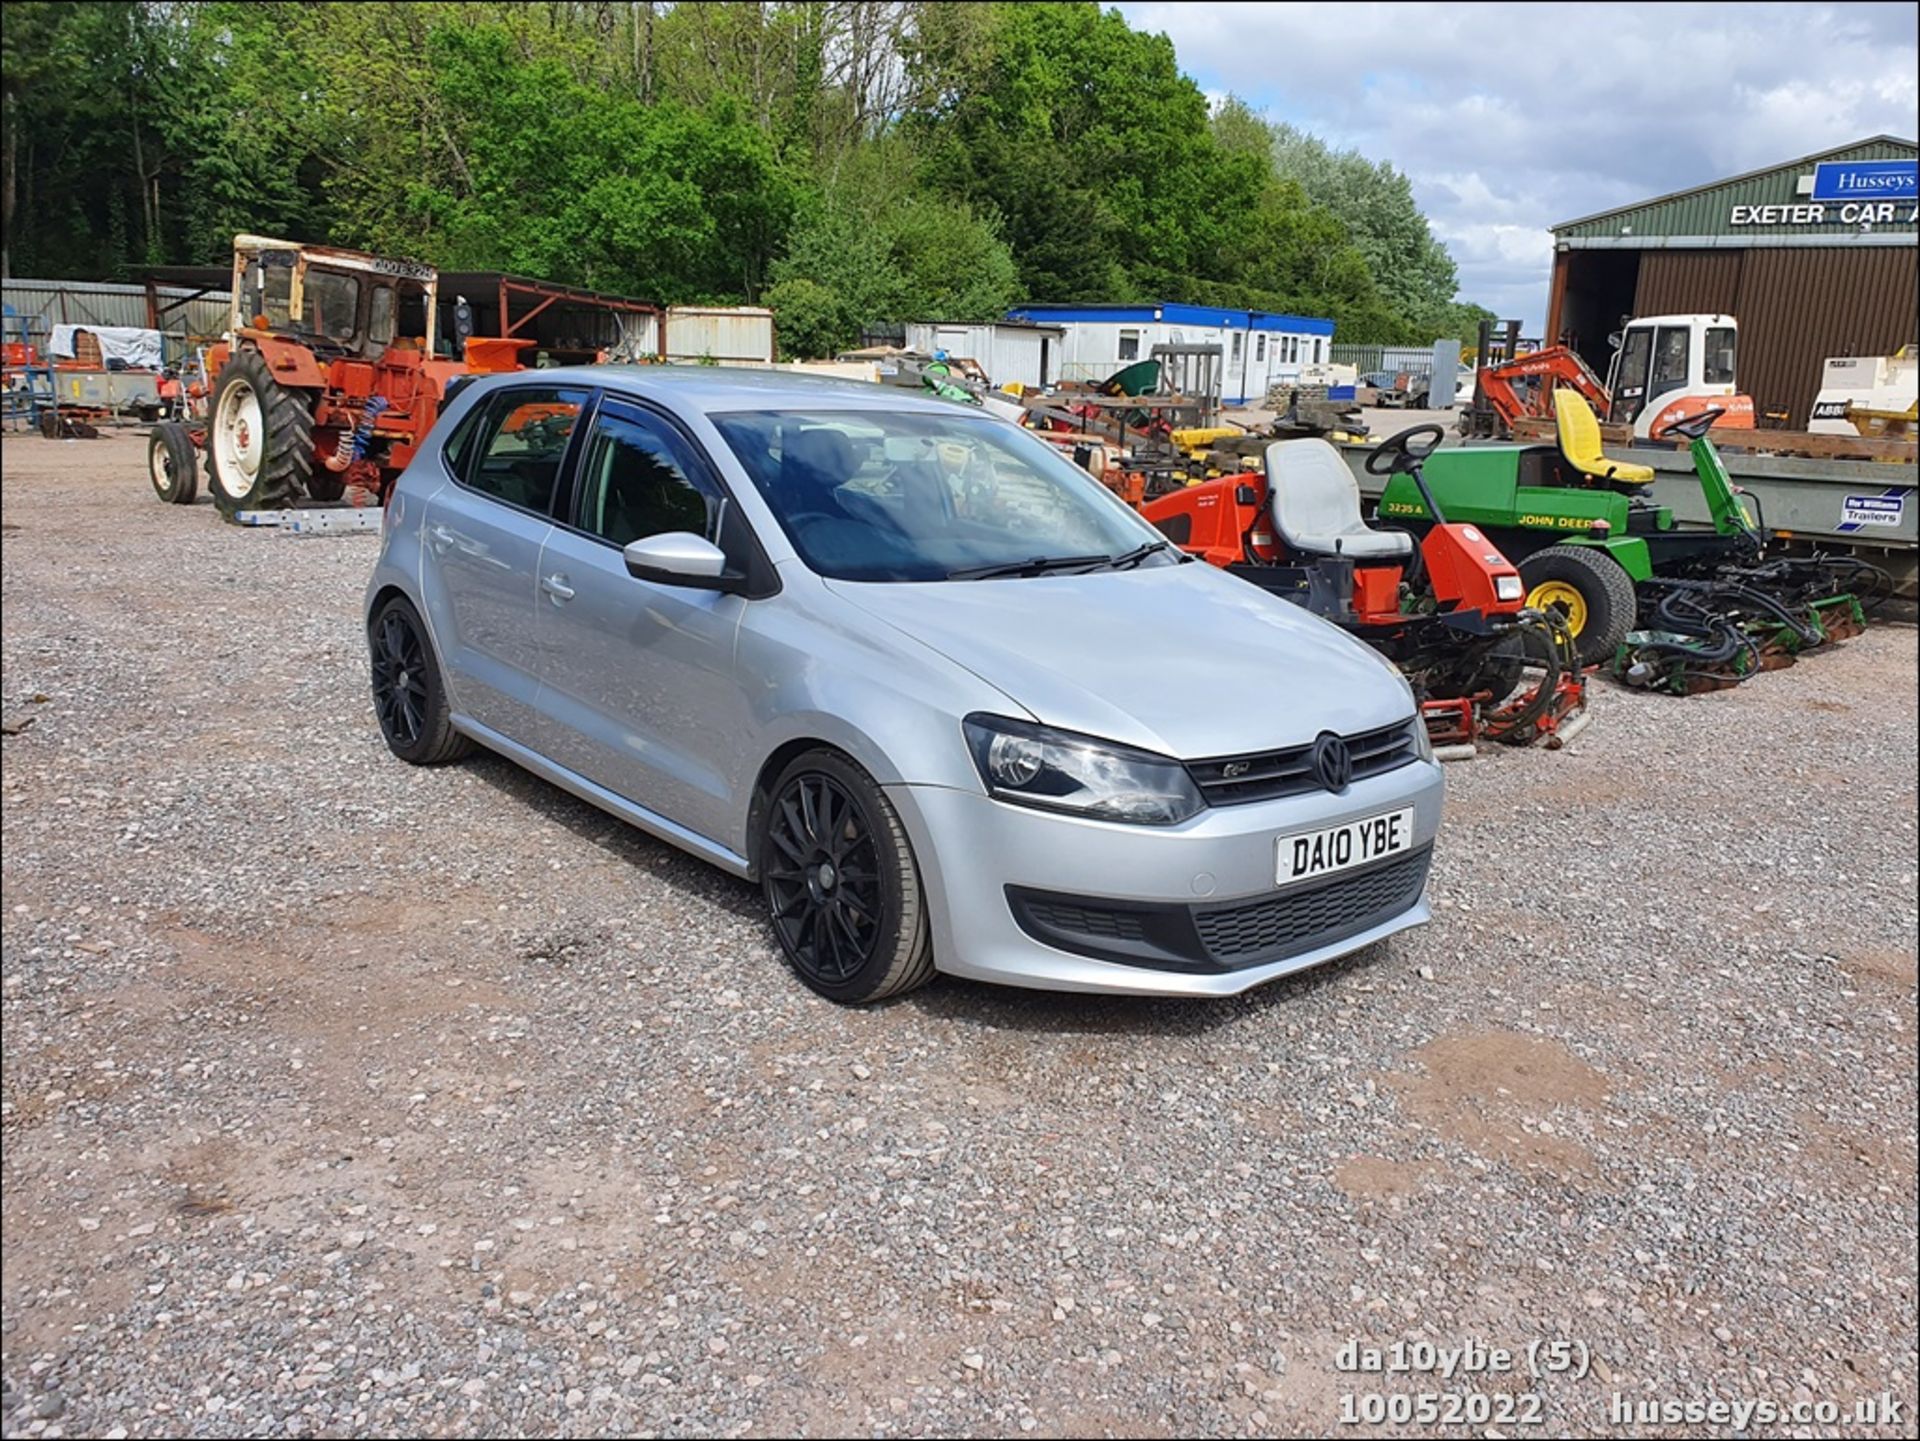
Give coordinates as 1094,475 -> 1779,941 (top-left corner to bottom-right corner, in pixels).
206,347 -> 314,516
1518,544 -> 1636,666
148,422 -> 199,505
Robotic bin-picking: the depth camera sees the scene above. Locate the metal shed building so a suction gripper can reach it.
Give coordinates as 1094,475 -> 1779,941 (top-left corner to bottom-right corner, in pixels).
1004,303 -> 1336,405
1547,136 -> 1917,428
902,320 -> 1065,388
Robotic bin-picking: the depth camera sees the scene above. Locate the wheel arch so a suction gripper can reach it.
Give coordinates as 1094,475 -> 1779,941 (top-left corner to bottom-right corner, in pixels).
743,736 -> 875,881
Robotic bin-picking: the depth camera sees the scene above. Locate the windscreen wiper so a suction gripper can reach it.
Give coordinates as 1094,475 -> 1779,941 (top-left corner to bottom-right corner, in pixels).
1107,539 -> 1183,570
947,553 -> 1114,580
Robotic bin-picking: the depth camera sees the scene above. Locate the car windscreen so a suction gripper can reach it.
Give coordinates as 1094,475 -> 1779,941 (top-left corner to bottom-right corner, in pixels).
709,408 -> 1170,582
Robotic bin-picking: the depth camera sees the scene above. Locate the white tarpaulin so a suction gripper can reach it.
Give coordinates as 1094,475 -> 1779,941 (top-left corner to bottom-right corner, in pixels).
49,324 -> 164,370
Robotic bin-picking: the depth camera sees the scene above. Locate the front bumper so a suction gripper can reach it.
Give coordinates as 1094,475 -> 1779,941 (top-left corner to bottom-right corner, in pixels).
888,759 -> 1445,997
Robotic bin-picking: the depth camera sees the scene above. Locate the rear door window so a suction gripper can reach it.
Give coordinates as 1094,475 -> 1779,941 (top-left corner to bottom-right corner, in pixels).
448,387 -> 589,515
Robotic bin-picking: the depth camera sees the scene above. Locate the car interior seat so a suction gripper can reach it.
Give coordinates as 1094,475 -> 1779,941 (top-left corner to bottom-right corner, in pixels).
1264,439 -> 1413,561
782,427 -> 857,518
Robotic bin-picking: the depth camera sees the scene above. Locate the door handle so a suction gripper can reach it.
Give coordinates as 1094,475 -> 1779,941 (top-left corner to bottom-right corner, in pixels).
428,524 -> 454,552
540,572 -> 576,602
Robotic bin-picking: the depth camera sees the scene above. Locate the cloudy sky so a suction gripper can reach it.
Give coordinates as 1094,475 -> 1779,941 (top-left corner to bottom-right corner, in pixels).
1116,1 -> 1919,329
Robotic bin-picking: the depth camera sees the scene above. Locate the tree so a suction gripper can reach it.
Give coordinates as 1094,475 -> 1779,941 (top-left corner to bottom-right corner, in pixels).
1267,118 -> 1463,340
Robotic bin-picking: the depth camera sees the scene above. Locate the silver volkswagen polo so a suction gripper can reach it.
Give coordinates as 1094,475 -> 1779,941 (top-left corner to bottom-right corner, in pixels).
365,368 -> 1444,1002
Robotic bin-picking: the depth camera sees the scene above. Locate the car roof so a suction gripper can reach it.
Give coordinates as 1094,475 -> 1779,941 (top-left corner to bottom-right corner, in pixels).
484,364 -> 977,418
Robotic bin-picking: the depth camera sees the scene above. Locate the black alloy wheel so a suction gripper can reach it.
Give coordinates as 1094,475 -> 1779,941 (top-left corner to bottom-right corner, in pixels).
371,606 -> 429,748
765,771 -> 885,989
367,596 -> 472,765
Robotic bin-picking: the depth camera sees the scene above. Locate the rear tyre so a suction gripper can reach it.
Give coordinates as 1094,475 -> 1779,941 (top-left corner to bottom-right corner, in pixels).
1518,544 -> 1636,666
148,422 -> 199,505
206,347 -> 314,516
368,596 -> 473,765
761,750 -> 935,1004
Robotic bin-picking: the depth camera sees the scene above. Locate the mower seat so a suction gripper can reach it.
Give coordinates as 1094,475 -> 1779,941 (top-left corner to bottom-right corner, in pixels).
1264,439 -> 1414,562
1555,390 -> 1655,485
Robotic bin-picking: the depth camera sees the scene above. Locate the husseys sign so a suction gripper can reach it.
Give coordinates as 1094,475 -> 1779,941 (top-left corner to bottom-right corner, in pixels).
1729,158 -> 1919,227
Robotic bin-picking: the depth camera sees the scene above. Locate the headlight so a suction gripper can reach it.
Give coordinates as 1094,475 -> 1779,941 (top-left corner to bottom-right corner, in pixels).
1495,574 -> 1523,603
962,714 -> 1204,825
1411,713 -> 1435,762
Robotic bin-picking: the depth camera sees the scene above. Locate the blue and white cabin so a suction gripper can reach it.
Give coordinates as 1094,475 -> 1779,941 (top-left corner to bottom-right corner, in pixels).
1004,302 -> 1336,406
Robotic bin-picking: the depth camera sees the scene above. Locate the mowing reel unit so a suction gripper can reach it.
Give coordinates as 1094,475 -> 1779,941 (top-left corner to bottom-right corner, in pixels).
1142,424 -> 1594,759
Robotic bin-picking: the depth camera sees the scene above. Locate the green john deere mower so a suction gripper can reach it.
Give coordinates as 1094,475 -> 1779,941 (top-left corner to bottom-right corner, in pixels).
1375,392 -> 1884,692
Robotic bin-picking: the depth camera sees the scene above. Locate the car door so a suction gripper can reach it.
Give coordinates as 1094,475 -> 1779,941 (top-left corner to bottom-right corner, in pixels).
531,396 -> 753,844
419,384 -> 588,745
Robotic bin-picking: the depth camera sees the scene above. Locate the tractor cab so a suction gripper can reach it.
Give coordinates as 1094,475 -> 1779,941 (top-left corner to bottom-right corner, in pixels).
1604,314 -> 1754,439
229,235 -> 438,362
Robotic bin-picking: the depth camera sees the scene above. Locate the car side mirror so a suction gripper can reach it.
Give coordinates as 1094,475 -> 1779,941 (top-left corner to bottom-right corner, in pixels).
623,532 -> 739,592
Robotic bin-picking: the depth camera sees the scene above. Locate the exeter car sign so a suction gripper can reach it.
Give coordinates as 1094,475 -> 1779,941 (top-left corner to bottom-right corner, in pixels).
1810,160 -> 1918,202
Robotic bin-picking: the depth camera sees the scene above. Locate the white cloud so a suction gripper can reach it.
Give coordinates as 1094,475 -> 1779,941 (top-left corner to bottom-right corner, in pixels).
1117,1 -> 1919,329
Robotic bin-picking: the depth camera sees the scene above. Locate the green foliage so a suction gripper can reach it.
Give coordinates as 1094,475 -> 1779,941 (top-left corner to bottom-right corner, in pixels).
1267,117 -> 1464,340
768,174 -> 1021,357
763,277 -> 841,360
2,0 -> 1488,352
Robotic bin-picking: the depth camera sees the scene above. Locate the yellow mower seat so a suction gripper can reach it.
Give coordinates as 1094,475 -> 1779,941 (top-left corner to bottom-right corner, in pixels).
1554,389 -> 1655,485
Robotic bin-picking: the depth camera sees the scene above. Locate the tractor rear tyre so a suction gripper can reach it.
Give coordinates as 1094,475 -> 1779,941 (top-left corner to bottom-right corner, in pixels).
148,422 -> 199,505
1518,544 -> 1636,666
206,347 -> 314,516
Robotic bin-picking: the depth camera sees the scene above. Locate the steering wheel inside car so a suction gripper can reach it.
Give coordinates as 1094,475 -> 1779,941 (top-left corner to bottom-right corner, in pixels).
1364,423 -> 1447,475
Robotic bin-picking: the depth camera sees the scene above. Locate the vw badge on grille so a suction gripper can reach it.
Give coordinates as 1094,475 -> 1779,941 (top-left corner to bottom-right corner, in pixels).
1312,733 -> 1352,793
1222,760 -> 1252,779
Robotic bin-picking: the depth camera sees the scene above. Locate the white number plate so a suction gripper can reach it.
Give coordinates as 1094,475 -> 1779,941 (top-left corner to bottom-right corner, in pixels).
1276,808 -> 1414,886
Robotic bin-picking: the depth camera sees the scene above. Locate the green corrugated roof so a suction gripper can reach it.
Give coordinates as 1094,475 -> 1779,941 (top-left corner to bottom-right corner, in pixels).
1555,136 -> 1918,241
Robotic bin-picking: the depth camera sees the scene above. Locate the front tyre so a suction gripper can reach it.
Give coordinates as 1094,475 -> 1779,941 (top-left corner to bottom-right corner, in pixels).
761,750 -> 935,1003
367,595 -> 473,765
148,422 -> 199,504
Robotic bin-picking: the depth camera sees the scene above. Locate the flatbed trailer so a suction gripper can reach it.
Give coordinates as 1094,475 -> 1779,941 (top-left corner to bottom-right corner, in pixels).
1344,436 -> 1918,598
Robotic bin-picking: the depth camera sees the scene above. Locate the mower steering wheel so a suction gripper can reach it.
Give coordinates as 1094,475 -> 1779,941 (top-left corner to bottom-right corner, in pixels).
1364,423 -> 1446,475
1653,407 -> 1726,442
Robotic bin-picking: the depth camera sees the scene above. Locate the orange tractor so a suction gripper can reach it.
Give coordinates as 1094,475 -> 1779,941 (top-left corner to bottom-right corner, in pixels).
146,236 -> 530,514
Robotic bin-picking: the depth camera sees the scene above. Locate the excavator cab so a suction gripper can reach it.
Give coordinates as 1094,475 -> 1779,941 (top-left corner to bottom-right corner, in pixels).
1605,314 -> 1755,439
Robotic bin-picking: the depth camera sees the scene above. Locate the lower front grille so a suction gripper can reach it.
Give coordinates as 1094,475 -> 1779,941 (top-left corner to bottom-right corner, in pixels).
1005,843 -> 1433,974
1193,846 -> 1433,962
1020,900 -> 1148,943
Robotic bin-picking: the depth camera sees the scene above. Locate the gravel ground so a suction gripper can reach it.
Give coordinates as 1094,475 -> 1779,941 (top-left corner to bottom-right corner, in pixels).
3,430 -> 1915,1439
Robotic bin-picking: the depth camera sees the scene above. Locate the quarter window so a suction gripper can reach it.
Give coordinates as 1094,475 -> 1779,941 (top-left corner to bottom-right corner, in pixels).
1703,327 -> 1736,385
450,387 -> 588,514
575,407 -> 718,546
368,286 -> 396,348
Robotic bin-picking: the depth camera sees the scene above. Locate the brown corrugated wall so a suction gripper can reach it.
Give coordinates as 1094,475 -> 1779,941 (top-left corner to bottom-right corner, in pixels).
1630,246 -> 1916,426
1635,250 -> 1745,316
1735,249 -> 1917,427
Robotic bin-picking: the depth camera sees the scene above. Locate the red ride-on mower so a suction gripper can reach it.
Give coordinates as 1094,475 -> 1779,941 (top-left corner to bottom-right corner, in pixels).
1141,424 -> 1589,757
